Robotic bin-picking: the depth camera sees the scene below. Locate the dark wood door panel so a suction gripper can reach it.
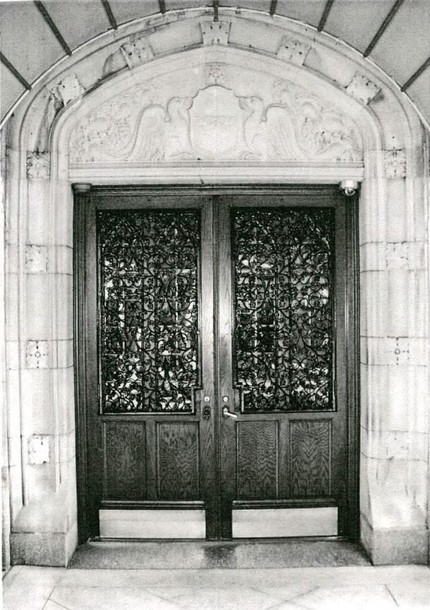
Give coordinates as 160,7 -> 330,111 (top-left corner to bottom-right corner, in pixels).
103,420 -> 147,501
289,419 -> 332,498
236,420 -> 279,500
157,422 -> 201,500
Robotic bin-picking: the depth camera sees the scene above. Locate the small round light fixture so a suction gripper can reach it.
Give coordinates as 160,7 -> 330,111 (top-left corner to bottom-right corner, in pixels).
339,179 -> 359,197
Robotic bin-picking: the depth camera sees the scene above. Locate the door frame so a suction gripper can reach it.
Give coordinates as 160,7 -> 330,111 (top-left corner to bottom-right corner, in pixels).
73,184 -> 360,544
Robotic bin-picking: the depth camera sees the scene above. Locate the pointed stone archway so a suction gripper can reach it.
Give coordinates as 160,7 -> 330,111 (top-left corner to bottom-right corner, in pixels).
3,8 -> 429,565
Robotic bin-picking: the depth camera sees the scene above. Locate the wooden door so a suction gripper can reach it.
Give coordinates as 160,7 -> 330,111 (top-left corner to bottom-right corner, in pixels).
75,189 -> 218,541
217,193 -> 358,539
74,186 -> 358,542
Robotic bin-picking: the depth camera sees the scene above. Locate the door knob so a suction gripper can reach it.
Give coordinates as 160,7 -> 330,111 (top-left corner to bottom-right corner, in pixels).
223,406 -> 238,420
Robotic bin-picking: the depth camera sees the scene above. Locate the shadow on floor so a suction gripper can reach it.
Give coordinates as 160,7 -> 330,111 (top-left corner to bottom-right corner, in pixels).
69,538 -> 371,569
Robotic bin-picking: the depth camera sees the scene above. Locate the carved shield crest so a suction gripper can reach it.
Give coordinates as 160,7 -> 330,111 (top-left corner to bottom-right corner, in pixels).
189,85 -> 244,159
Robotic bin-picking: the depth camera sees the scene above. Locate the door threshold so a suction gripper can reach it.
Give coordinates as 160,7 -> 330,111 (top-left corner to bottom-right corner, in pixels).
94,535 -> 349,544
69,538 -> 370,569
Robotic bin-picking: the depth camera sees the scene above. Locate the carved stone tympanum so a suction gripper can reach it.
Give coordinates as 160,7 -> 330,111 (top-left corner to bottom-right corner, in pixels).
69,71 -> 362,164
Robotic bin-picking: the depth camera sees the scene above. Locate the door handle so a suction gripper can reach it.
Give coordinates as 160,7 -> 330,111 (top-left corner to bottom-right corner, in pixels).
223,406 -> 238,420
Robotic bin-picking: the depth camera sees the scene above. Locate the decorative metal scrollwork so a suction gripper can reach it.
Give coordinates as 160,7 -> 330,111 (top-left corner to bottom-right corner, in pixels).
98,209 -> 201,413
232,207 -> 334,412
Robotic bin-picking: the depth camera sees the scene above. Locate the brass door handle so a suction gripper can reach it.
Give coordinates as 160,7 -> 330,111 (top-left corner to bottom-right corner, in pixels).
223,406 -> 238,420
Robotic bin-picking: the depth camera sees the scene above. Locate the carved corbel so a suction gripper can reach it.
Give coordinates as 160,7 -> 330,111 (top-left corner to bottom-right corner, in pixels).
345,72 -> 381,105
200,20 -> 231,45
277,37 -> 311,65
384,148 -> 407,179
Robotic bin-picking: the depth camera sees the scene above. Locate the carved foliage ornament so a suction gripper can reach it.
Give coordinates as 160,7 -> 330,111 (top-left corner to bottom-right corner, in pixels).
50,74 -> 85,106
26,151 -> 50,180
69,81 -> 362,164
25,245 -> 48,272
384,148 -> 407,179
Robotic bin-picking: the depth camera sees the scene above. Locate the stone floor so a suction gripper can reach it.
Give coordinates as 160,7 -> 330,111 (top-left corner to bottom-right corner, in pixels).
3,564 -> 430,609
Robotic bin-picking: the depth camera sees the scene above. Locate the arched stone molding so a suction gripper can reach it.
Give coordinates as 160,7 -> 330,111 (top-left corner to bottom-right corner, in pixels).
3,9 -> 429,566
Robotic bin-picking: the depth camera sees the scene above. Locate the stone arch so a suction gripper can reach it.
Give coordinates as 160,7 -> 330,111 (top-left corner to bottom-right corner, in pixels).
4,9 -> 428,565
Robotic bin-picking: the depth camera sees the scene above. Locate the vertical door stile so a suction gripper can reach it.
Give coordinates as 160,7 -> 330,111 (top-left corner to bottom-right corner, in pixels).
334,199 -> 348,535
216,196 -> 236,539
84,189 -> 102,537
200,197 -> 218,539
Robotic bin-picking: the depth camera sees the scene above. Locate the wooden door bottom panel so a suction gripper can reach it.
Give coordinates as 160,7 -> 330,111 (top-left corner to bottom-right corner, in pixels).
99,509 -> 206,539
232,507 -> 338,538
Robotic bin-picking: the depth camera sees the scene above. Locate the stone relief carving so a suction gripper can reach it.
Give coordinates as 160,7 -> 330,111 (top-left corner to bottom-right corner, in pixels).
121,35 -> 154,68
70,87 -> 152,162
386,242 -> 409,269
103,35 -> 154,76
50,74 -> 85,106
69,79 -> 363,164
205,63 -> 225,85
26,151 -> 50,180
26,340 -> 49,369
200,20 -> 231,45
384,148 -> 407,178
25,245 -> 48,273
345,72 -> 381,105
386,337 -> 410,366
277,37 -> 311,65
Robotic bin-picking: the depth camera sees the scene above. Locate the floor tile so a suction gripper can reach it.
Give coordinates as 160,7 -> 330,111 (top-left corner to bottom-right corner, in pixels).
50,586 -> 181,610
4,565 -> 430,610
172,585 -> 282,610
254,584 -> 318,603
387,581 -> 430,608
276,585 -> 399,610
43,602 -> 70,610
3,584 -> 55,610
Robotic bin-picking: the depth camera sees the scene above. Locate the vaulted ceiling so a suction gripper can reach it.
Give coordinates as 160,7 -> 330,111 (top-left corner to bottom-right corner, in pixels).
1,0 -> 430,127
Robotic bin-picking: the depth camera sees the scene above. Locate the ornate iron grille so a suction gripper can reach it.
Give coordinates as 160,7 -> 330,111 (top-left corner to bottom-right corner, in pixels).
232,207 -> 334,412
98,209 -> 200,413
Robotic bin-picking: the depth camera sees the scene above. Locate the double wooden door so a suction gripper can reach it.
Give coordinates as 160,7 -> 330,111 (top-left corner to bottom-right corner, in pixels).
74,186 -> 359,542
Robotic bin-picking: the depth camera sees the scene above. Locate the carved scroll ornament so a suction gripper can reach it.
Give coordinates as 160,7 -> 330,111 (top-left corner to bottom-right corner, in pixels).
69,81 -> 362,164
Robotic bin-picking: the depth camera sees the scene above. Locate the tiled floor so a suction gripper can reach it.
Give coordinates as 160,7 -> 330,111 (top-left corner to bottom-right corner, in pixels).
3,564 -> 430,610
